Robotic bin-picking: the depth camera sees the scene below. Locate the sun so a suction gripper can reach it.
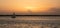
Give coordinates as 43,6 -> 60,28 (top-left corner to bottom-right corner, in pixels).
25,7 -> 33,9
24,6 -> 36,10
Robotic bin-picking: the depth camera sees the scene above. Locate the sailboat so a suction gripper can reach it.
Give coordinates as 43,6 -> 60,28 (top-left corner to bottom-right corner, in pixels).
11,12 -> 16,18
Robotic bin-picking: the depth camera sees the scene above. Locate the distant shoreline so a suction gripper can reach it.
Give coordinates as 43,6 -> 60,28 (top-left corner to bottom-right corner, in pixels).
0,15 -> 60,16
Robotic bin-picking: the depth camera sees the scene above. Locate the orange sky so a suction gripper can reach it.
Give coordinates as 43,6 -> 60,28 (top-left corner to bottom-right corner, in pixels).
0,0 -> 60,15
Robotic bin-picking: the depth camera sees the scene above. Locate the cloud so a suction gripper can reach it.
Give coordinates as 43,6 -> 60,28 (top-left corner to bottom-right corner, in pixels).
43,7 -> 60,15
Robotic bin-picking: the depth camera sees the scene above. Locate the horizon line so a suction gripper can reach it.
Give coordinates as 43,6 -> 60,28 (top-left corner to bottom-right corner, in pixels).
0,15 -> 60,16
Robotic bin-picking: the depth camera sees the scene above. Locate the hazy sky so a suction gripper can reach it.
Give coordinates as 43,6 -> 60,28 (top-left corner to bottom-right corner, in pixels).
0,0 -> 60,15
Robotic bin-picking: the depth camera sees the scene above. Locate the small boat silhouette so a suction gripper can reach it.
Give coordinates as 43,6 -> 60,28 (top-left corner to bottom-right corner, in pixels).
12,12 -> 16,18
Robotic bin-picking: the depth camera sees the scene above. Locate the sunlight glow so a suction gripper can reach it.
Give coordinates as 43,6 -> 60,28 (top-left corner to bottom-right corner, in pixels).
0,0 -> 59,13
25,6 -> 35,10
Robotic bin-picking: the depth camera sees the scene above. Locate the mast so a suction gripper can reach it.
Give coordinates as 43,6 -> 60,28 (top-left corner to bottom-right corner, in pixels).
13,12 -> 15,15
12,12 -> 16,18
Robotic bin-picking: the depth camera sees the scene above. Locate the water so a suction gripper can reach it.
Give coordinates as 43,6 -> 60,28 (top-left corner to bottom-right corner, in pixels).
0,16 -> 60,28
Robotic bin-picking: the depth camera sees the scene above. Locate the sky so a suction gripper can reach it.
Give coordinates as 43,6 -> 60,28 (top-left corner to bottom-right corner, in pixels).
0,0 -> 60,15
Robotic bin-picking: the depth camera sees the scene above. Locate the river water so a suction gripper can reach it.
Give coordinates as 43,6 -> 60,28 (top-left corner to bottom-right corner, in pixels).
0,16 -> 60,28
